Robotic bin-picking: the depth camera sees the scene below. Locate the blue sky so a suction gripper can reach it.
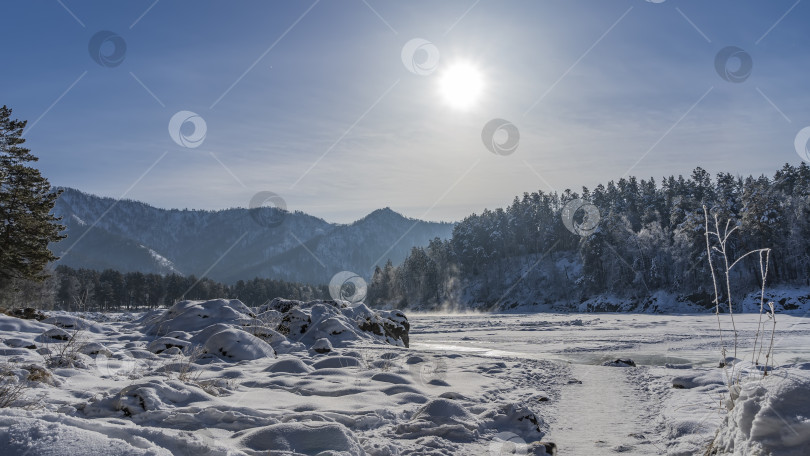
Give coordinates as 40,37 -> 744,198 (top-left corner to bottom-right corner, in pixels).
1,0 -> 808,223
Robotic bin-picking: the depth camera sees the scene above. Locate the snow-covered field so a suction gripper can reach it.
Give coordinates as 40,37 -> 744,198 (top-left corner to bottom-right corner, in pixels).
1,300 -> 809,455
410,312 -> 810,455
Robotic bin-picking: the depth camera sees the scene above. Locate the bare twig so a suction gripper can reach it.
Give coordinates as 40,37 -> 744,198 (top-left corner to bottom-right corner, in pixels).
0,365 -> 29,408
702,206 -> 774,401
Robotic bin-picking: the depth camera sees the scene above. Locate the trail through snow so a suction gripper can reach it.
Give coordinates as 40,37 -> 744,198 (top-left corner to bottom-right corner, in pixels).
548,364 -> 664,454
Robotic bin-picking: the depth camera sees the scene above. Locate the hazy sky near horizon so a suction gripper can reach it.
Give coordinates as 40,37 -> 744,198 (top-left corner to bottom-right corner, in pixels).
2,0 -> 809,223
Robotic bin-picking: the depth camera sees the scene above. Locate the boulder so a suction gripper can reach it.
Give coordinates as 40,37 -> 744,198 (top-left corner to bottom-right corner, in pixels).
529,441 -> 557,455
4,307 -> 47,321
603,358 -> 636,367
311,338 -> 332,354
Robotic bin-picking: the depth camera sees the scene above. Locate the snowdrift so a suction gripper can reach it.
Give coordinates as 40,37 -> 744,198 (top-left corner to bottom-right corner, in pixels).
707,364 -> 810,455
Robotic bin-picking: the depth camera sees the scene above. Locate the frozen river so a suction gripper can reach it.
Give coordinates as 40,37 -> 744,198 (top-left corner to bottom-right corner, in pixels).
409,312 -> 810,367
407,312 -> 810,454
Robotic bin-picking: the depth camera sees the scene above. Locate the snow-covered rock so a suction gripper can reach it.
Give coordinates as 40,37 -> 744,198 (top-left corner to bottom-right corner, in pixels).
42,315 -> 103,333
263,358 -> 313,374
201,328 -> 275,361
142,299 -> 254,335
142,298 -> 409,351
266,298 -> 410,347
236,421 -> 365,455
147,337 -> 191,354
0,314 -> 54,335
2,338 -> 37,349
395,398 -> 479,441
603,358 -> 636,367
2,307 -> 47,321
311,356 -> 362,370
41,328 -> 71,342
79,342 -> 112,357
311,338 -> 332,354
671,370 -> 725,389
83,379 -> 211,418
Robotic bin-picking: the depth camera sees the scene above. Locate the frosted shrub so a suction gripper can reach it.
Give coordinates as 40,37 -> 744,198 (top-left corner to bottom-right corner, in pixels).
702,206 -> 776,406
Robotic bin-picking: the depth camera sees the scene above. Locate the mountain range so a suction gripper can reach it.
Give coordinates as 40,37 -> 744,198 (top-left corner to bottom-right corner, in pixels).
50,188 -> 454,285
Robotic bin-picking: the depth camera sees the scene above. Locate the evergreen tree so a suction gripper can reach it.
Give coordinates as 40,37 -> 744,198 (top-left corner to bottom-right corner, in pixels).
0,106 -> 65,289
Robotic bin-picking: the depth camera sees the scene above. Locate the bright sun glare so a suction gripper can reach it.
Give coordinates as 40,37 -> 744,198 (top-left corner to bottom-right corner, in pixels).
438,62 -> 484,110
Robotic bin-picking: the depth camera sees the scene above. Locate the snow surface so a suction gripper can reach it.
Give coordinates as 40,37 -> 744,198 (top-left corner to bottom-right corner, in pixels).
1,302 -> 809,455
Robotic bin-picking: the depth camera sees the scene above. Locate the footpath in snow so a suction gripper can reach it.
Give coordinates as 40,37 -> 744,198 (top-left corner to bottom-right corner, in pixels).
548,363 -> 664,454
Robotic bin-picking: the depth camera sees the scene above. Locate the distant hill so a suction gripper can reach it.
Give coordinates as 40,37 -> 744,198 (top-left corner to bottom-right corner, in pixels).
50,188 -> 454,284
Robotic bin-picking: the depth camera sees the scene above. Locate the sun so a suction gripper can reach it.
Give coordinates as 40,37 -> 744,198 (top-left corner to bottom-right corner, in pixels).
438,62 -> 484,110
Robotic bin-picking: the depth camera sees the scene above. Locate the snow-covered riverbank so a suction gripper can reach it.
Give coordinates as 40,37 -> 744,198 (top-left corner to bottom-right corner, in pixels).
1,303 -> 809,455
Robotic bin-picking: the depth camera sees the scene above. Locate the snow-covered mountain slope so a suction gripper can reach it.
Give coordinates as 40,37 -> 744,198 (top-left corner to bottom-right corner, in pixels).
50,188 -> 454,283
221,207 -> 453,284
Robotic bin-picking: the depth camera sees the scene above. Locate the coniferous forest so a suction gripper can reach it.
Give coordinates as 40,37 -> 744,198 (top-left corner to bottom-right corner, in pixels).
0,265 -> 328,311
368,164 -> 810,310
5,164 -> 810,313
